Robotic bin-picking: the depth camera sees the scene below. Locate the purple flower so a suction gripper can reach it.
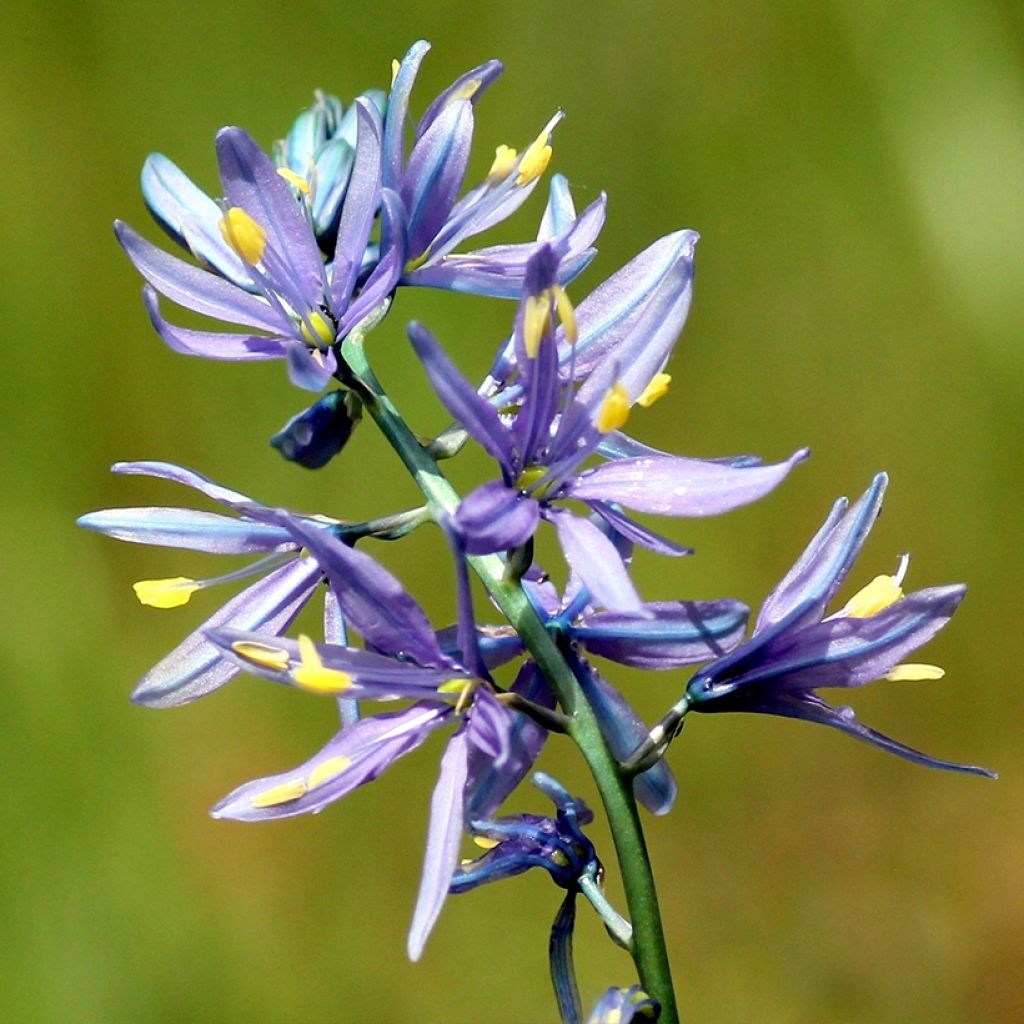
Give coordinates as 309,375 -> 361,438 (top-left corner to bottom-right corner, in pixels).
117,99 -> 400,390
203,516 -> 552,960
411,245 -> 808,613
685,473 -> 995,777
77,461 -> 329,707
384,41 -> 605,297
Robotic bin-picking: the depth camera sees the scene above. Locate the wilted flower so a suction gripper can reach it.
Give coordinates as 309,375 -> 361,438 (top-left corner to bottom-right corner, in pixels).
585,986 -> 661,1023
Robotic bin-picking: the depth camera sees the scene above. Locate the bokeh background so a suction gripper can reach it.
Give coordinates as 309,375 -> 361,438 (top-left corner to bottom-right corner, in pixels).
3,1 -> 1022,1021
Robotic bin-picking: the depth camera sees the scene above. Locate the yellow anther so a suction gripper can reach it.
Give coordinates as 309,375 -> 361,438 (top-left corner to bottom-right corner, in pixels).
306,755 -> 352,790
516,129 -> 552,186
231,641 -> 291,671
291,634 -> 353,695
552,284 -> 577,345
276,167 -> 311,194
838,574 -> 904,619
885,664 -> 945,682
597,382 -> 631,434
447,78 -> 482,105
299,310 -> 336,348
133,577 -> 199,609
218,207 -> 267,265
436,678 -> 469,695
549,849 -> 571,868
249,778 -> 307,808
391,59 -> 401,86
515,465 -> 547,492
606,1012 -> 623,1024
636,372 -> 672,408
488,144 -> 518,180
454,679 -> 480,715
473,836 -> 500,850
523,293 -> 550,359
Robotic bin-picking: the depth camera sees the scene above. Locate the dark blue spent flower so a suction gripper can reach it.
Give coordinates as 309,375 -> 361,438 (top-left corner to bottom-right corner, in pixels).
585,986 -> 661,1023
410,244 -> 807,613
118,97 -> 401,390
684,473 -> 995,777
383,41 -> 605,297
270,389 -> 362,468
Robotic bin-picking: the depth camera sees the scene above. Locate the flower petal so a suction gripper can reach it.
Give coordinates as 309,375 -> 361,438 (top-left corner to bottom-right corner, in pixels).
456,482 -> 540,555
111,460 -> 256,507
383,40 -> 431,189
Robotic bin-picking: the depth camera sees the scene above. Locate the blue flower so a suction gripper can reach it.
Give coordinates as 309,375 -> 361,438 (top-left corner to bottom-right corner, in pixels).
384,41 -> 605,297
411,244 -> 807,613
117,100 -> 400,390
685,474 -> 995,777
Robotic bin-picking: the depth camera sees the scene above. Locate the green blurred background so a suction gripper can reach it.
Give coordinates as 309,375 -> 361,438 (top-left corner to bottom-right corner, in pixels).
3,1 -> 1021,1021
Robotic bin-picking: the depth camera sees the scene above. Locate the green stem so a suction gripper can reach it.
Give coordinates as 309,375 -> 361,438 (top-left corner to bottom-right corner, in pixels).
340,336 -> 679,1022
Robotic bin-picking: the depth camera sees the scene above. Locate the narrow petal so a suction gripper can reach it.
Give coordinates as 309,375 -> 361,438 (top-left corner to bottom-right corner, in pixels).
408,323 -> 515,470
282,515 -> 453,668
538,173 -> 577,241
111,461 -> 255,507
285,340 -> 336,391
115,222 -> 281,332
588,501 -> 692,557
330,99 -> 383,309
336,192 -> 405,331
383,41 -> 431,189
76,506 -> 292,554
755,473 -> 887,634
213,703 -> 452,822
569,449 -> 810,517
550,511 -> 646,616
572,660 -> 677,814
549,892 -> 582,1024
455,482 -> 540,555
131,558 -> 321,707
142,287 -> 286,361
310,137 -> 355,238
215,127 -> 324,299
408,728 -> 470,960
572,599 -> 750,669
415,58 -> 502,141
141,153 -> 250,286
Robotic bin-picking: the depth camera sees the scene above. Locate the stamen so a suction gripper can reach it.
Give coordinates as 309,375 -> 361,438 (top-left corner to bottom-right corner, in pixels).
391,59 -> 400,86
516,129 -> 552,186
250,778 -> 307,808
473,836 -> 500,850
218,207 -> 267,265
523,293 -> 550,358
299,310 -> 336,348
133,577 -> 199,609
306,755 -> 352,790
436,678 -> 469,695
838,570 -> 905,618
549,849 -> 571,868
636,372 -> 672,408
515,465 -> 547,492
597,382 -> 631,434
291,634 -> 353,695
447,78 -> 482,105
231,641 -> 291,670
488,144 -> 518,180
552,284 -> 577,345
885,664 -> 945,682
277,167 -> 311,195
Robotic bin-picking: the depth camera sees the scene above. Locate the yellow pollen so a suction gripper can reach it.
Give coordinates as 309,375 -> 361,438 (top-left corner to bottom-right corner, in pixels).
306,755 -> 352,790
436,678 -> 469,695
218,207 -> 267,265
552,284 -> 577,345
291,634 -> 353,695
515,465 -> 547,491
597,382 -> 631,434
885,664 -> 945,682
250,778 -> 308,808
231,641 -> 291,671
276,167 -> 311,194
636,372 -> 672,408
488,144 -> 518,180
838,574 -> 904,618
391,59 -> 401,86
133,577 -> 199,609
473,836 -> 500,850
516,130 -> 552,186
523,293 -> 550,358
549,849 -> 570,868
299,311 -> 336,348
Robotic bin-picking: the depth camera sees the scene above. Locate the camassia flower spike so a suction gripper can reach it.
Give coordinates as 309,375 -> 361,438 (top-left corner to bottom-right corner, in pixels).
680,474 -> 996,777
411,244 -> 808,613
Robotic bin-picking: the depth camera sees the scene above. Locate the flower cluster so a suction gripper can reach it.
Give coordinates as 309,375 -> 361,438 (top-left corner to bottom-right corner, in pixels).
81,40 -> 991,1023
